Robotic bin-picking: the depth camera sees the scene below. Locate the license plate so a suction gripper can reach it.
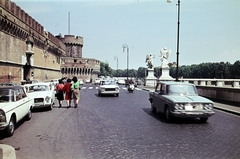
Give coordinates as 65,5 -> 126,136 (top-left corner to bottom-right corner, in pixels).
185,105 -> 193,110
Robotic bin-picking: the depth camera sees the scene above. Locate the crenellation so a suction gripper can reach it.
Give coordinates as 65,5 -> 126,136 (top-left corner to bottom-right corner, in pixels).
10,1 -> 15,15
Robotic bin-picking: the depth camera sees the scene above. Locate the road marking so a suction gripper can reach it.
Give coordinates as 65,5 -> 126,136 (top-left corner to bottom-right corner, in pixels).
0,144 -> 16,159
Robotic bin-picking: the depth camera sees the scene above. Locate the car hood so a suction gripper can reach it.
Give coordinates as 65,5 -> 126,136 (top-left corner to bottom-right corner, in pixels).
165,95 -> 213,103
28,91 -> 53,98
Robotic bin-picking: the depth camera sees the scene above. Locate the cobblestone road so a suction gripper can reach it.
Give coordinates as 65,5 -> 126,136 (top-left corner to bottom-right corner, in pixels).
1,84 -> 240,159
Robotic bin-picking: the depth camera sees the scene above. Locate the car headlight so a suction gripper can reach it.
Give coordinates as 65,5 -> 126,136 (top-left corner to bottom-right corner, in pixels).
174,103 -> 184,110
0,109 -> 6,122
45,96 -> 51,102
203,103 -> 213,110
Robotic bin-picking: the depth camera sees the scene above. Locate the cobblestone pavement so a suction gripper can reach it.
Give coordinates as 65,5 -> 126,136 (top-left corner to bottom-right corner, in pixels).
1,85 -> 240,159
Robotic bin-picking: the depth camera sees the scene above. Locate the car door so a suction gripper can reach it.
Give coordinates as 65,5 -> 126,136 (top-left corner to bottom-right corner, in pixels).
154,84 -> 167,113
14,88 -> 30,122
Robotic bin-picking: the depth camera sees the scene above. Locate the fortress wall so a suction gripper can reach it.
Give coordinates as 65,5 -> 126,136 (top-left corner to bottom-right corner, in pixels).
0,0 -> 67,82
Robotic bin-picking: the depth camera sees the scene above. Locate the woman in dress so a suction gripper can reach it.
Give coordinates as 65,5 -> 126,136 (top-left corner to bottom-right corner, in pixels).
63,78 -> 72,108
55,79 -> 64,108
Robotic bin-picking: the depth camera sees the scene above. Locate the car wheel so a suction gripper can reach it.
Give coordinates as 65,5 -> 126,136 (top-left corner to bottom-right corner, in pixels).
151,102 -> 156,113
5,116 -> 15,137
165,106 -> 172,121
25,109 -> 32,121
200,117 -> 208,123
116,93 -> 119,97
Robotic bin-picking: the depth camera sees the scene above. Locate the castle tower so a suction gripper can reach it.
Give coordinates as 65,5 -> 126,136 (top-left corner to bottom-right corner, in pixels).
56,35 -> 83,58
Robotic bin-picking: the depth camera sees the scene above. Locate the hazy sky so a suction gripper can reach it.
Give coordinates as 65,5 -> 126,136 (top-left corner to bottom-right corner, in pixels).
12,0 -> 240,69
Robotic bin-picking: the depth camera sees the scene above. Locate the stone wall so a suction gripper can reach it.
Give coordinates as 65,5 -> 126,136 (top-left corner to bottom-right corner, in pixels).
0,0 -> 66,83
0,0 -> 100,83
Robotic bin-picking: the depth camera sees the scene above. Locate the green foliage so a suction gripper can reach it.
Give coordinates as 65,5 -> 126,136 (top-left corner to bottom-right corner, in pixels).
99,61 -> 240,79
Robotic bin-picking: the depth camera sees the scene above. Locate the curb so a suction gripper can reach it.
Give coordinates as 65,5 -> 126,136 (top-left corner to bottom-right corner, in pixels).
0,144 -> 16,159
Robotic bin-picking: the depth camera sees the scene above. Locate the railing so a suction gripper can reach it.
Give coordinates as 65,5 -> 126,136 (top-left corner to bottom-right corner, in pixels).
178,79 -> 240,88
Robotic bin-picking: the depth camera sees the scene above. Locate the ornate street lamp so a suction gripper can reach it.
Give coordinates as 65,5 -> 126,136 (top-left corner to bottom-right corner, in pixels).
122,44 -> 129,80
167,0 -> 180,81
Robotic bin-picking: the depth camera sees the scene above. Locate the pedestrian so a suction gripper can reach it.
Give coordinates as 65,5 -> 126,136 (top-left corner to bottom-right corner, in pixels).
71,76 -> 80,108
63,78 -> 72,108
55,79 -> 64,108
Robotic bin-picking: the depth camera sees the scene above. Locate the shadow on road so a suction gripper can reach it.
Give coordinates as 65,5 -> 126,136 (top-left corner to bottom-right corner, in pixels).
142,108 -> 209,124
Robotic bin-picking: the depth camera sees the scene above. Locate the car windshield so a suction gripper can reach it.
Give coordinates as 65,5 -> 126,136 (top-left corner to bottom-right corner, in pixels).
0,89 -> 14,102
102,81 -> 116,85
168,85 -> 197,95
28,85 -> 49,92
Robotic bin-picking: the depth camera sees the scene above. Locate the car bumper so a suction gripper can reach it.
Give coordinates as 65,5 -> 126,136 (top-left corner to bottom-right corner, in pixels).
33,103 -> 52,108
99,90 -> 119,94
171,110 -> 215,118
0,122 -> 8,130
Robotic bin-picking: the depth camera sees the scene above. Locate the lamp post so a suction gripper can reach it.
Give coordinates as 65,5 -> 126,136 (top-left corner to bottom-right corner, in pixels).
167,0 -> 180,81
114,56 -> 118,78
122,44 -> 129,80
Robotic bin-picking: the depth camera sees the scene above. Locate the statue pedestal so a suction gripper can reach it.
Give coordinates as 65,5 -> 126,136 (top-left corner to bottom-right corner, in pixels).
159,68 -> 173,81
145,68 -> 157,87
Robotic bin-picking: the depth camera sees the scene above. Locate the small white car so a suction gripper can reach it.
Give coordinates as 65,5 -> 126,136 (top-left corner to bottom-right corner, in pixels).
0,85 -> 34,137
94,78 -> 101,85
98,80 -> 119,97
79,79 -> 84,85
85,78 -> 91,83
24,82 -> 55,110
117,79 -> 125,85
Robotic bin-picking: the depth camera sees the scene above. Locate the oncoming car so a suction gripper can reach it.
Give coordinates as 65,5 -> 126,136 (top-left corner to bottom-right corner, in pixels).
149,81 -> 215,122
0,85 -> 34,137
25,82 -> 55,110
98,80 -> 119,97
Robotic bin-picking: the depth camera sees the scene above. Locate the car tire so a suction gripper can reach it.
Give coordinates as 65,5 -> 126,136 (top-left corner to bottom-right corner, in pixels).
200,117 -> 208,123
5,116 -> 15,137
151,102 -> 156,113
116,93 -> 119,97
25,109 -> 32,121
165,106 -> 172,121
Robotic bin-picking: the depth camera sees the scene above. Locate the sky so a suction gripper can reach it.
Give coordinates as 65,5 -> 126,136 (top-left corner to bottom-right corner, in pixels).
12,0 -> 240,70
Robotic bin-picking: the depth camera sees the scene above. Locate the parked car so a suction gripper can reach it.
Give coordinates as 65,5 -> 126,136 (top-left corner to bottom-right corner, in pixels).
0,85 -> 34,137
24,82 -> 55,110
149,81 -> 215,122
94,78 -> 101,85
98,80 -> 119,97
0,82 -> 20,86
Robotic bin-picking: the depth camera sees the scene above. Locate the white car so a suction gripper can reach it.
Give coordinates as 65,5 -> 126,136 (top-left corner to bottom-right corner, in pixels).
79,79 -> 84,85
117,79 -> 125,85
94,78 -> 101,85
0,85 -> 34,137
24,82 -> 55,110
98,80 -> 119,97
85,78 -> 91,83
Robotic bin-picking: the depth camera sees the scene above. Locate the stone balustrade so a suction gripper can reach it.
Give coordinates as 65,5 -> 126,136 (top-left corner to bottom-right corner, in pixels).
178,79 -> 240,88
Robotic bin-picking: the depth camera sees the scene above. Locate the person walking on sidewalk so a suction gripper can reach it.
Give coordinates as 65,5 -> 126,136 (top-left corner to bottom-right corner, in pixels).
71,76 -> 80,108
63,78 -> 72,108
55,79 -> 64,108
